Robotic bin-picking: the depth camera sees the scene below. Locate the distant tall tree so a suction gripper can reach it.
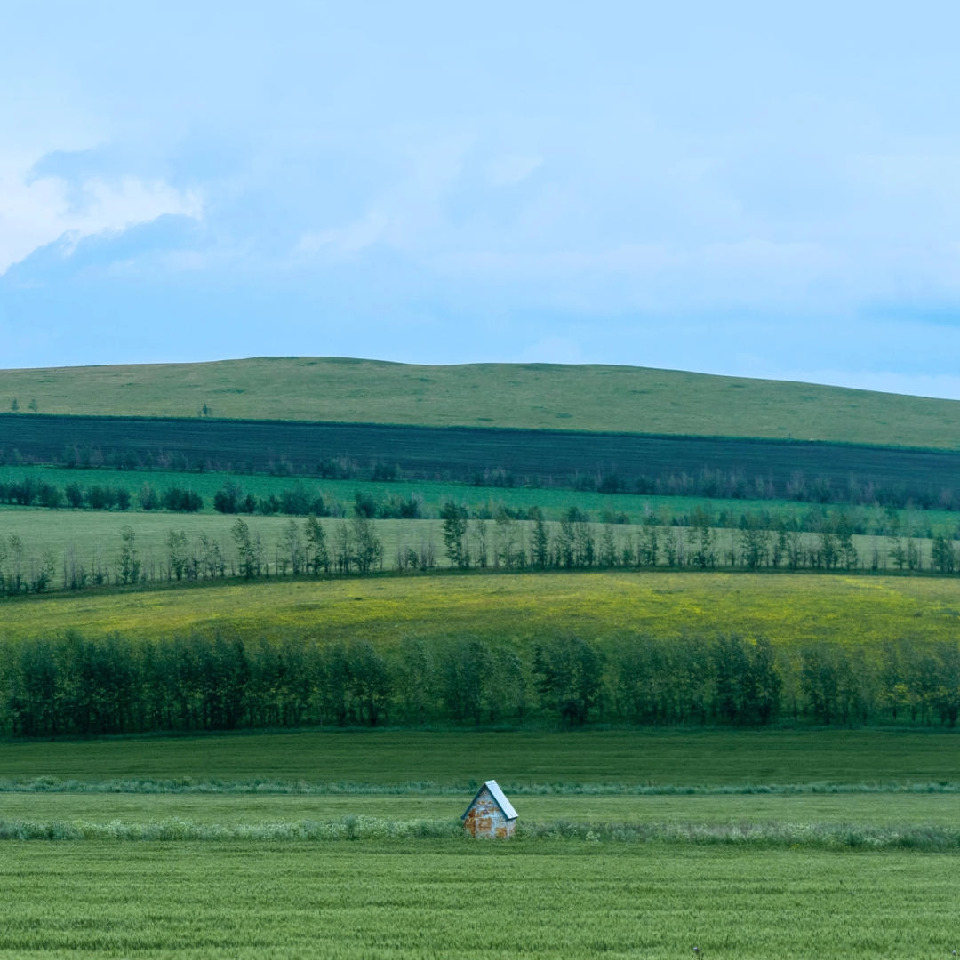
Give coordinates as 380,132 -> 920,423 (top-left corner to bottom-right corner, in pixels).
166,530 -> 189,581
637,513 -> 660,567
279,519 -> 306,574
351,515 -> 382,574
304,515 -> 330,574
932,534 -> 956,574
530,507 -> 551,569
533,637 -> 605,726
116,526 -> 141,585
686,506 -> 716,568
232,518 -> 260,579
440,501 -> 470,568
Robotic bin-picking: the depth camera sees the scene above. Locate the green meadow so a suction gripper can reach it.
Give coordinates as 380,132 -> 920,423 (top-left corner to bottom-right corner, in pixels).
3,729 -> 957,785
4,359 -> 960,958
6,789 -> 960,828
1,569 -> 958,648
3,842 -> 958,959
4,461 -> 891,524
3,356 -> 960,447
2,730 -> 960,958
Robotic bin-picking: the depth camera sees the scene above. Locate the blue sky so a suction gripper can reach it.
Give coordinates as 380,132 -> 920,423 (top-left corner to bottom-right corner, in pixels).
3,1 -> 960,398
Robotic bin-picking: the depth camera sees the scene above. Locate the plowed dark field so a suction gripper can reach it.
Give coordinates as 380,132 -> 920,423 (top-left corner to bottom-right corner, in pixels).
1,413 -> 959,498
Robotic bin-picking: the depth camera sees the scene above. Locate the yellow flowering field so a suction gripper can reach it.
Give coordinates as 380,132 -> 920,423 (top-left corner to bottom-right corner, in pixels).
1,570 -> 957,649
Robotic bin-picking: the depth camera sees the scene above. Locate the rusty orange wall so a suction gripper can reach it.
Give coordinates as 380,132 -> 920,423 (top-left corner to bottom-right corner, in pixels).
463,788 -> 516,838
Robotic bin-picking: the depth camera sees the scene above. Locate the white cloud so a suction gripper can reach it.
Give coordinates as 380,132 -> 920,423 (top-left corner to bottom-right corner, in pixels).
0,158 -> 203,275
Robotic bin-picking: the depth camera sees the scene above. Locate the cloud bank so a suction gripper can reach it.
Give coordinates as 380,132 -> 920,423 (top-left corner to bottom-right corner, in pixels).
1,0 -> 960,397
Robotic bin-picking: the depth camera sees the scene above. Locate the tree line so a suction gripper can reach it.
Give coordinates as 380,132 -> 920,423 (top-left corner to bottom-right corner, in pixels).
2,507 -> 960,597
3,632 -> 958,738
0,477 -> 202,512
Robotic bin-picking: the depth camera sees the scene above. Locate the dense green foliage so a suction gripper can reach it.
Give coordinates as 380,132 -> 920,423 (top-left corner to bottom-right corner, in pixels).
4,627 -> 959,736
3,356 -> 960,448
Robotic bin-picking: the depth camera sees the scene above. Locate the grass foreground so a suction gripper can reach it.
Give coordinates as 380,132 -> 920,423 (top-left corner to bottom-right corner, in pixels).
2,730 -> 959,957
4,842 -> 958,958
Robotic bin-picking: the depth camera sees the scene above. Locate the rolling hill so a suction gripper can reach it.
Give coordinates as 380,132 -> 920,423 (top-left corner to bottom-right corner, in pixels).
0,357 -> 958,449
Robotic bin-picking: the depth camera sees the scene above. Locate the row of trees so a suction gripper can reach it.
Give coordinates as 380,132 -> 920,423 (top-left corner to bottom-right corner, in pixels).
3,632 -> 959,737
0,477 -> 202,513
1,512 -> 959,597
5,467 -> 959,545
440,505 -> 958,574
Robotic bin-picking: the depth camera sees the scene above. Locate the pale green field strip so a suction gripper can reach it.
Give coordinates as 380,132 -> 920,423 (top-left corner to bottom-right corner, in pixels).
0,504 -> 938,594
0,504 -> 932,592
1,843 -> 958,958
2,790 -> 959,828
2,730 -> 957,786
3,570 -> 960,646
3,356 -> 960,447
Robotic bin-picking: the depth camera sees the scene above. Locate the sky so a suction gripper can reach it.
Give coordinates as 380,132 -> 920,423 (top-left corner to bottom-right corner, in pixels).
2,1 -> 960,399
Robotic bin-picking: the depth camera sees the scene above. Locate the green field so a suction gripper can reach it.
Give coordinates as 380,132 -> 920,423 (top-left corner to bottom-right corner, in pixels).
9,462 -> 906,525
2,731 -> 960,957
3,729 -> 957,785
1,569 -> 957,647
7,789 -> 960,828
4,842 -> 958,958
6,359 -> 960,955
3,356 -> 960,447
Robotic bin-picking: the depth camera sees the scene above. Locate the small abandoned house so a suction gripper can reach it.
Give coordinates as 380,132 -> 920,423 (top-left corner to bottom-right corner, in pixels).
461,780 -> 518,838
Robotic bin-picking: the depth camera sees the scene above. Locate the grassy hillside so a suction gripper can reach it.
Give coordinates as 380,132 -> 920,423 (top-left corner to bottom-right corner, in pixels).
2,356 -> 959,448
1,570 -> 957,647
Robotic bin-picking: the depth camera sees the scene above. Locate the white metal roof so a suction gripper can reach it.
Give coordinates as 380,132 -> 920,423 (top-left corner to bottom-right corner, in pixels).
486,780 -> 518,820
461,779 -> 518,821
